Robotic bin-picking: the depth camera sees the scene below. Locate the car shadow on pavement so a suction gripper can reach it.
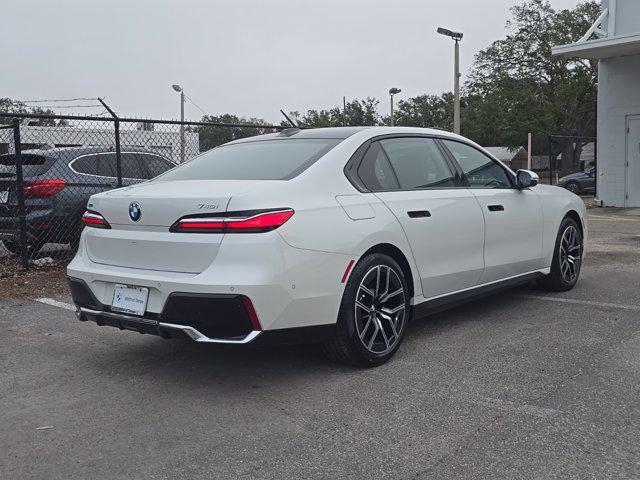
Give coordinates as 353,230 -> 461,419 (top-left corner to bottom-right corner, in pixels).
80,287 -> 531,390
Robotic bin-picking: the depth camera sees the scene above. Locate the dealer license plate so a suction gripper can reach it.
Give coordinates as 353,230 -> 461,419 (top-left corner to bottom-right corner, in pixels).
111,284 -> 149,316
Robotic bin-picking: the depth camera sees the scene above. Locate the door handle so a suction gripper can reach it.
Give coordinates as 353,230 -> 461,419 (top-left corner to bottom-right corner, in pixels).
407,210 -> 431,218
487,205 -> 504,212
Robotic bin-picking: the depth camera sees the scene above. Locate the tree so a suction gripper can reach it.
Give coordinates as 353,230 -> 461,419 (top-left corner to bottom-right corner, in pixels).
194,114 -> 274,150
464,0 -> 600,170
0,98 -> 58,126
286,98 -> 382,128
391,93 -> 453,130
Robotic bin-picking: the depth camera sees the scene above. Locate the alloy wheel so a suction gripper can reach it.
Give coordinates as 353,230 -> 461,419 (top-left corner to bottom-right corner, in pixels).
354,265 -> 406,355
559,225 -> 582,283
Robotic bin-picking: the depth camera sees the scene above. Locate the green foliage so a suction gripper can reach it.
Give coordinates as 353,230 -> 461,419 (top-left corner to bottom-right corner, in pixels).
194,114 -> 275,150
464,0 -> 600,167
392,93 -> 454,130
0,98 -> 58,126
287,98 -> 382,128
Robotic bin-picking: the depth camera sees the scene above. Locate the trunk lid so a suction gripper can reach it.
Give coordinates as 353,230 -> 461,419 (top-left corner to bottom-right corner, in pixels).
84,179 -> 277,273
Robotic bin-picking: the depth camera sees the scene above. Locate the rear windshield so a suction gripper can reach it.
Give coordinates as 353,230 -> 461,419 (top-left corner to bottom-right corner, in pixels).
154,138 -> 341,181
0,154 -> 52,177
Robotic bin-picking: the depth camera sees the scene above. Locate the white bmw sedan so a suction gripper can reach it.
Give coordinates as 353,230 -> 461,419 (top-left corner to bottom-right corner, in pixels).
68,127 -> 586,367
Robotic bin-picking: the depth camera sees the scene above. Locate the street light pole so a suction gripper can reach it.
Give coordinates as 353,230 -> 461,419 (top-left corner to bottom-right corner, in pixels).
453,38 -> 461,135
389,87 -> 401,127
437,27 -> 463,135
172,84 -> 186,163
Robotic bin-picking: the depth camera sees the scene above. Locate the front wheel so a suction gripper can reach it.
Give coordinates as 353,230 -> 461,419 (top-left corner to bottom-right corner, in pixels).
538,217 -> 583,292
321,253 -> 410,367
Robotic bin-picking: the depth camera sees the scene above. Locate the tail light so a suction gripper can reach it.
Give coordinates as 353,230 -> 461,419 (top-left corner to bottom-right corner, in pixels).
24,179 -> 67,198
170,209 -> 294,234
82,210 -> 111,229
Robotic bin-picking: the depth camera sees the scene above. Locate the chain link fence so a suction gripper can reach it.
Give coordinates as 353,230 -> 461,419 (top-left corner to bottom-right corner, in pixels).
0,113 -> 286,272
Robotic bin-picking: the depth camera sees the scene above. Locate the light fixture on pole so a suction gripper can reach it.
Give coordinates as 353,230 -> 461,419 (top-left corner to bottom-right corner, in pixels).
172,84 -> 186,163
437,27 -> 463,134
389,87 -> 401,127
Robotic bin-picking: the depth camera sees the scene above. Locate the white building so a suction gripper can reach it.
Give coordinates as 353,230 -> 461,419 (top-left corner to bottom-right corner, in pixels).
0,123 -> 199,163
552,0 -> 640,207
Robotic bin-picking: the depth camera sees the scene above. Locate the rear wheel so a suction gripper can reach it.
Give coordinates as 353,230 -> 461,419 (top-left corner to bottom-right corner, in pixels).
1,239 -> 44,257
565,181 -> 581,195
321,253 -> 410,367
538,216 -> 583,292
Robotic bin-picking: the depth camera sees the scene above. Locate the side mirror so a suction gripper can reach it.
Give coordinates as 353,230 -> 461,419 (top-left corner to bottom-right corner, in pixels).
516,169 -> 539,189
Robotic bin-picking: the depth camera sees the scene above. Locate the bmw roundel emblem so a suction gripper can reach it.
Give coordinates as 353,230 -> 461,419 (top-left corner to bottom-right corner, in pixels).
129,202 -> 142,222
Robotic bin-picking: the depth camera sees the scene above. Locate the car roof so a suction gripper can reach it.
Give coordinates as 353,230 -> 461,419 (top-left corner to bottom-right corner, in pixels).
226,126 -> 464,146
227,127 -> 371,144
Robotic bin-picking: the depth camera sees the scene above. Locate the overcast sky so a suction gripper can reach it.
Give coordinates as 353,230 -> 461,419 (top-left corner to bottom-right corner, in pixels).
2,0 -> 582,124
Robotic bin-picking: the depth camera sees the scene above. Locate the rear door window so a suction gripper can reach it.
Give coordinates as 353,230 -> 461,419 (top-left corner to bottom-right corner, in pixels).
71,154 -> 116,177
357,142 -> 399,190
379,138 -> 456,189
120,153 -> 147,179
139,154 -> 175,178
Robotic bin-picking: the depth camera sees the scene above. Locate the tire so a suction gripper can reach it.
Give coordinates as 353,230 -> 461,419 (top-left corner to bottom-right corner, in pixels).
321,253 -> 411,367
565,181 -> 581,195
1,239 -> 44,257
538,216 -> 583,292
1,240 -> 21,256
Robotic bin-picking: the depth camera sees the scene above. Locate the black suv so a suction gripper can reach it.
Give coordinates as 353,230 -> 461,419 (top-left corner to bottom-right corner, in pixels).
0,146 -> 175,255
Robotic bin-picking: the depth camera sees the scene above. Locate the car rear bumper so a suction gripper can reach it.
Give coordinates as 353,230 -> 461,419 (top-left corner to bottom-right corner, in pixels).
67,230 -> 353,332
71,275 -> 336,346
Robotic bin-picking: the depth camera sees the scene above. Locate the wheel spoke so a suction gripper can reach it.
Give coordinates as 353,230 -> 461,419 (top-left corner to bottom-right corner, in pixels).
355,300 -> 370,313
381,304 -> 405,315
380,288 -> 404,303
379,325 -> 390,350
367,322 -> 379,350
359,316 -> 373,341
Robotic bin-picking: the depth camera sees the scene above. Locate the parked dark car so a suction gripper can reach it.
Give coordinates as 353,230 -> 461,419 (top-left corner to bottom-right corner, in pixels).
0,146 -> 175,256
557,166 -> 596,195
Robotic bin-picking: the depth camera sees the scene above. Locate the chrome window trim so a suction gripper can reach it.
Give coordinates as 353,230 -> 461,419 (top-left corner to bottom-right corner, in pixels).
68,151 -> 174,181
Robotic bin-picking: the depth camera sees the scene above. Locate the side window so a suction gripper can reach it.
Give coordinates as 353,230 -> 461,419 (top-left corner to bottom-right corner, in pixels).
357,142 -> 399,190
379,137 -> 456,189
95,155 -> 116,177
142,154 -> 175,178
71,155 -> 99,175
442,140 -> 512,189
120,153 -> 147,179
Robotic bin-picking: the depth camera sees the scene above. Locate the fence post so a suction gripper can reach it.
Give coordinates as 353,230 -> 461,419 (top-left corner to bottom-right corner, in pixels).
12,118 -> 29,270
98,98 -> 122,187
548,135 -> 553,186
114,119 -> 123,187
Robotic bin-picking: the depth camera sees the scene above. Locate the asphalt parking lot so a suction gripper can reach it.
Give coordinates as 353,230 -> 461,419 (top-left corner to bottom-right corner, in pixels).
2,208 -> 640,479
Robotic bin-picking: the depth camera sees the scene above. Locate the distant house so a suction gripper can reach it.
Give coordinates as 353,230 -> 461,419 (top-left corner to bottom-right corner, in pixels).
484,146 -> 528,170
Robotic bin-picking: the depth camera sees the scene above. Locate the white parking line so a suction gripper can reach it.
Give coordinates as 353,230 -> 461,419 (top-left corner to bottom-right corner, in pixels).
35,298 -> 76,312
514,294 -> 640,312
